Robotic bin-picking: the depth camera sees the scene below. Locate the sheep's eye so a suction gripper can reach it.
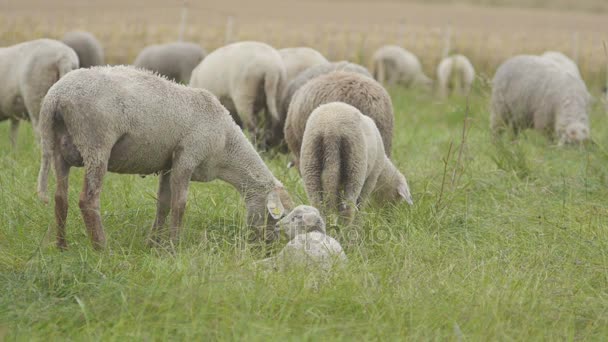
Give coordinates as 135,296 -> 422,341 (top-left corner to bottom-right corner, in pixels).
291,216 -> 297,222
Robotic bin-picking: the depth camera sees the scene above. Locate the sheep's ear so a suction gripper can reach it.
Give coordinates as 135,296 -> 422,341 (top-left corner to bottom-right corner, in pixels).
266,190 -> 285,219
398,182 -> 414,206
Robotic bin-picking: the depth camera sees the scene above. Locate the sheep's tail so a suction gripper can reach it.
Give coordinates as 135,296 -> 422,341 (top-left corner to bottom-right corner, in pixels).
265,69 -> 282,122
37,93 -> 59,204
373,58 -> 385,84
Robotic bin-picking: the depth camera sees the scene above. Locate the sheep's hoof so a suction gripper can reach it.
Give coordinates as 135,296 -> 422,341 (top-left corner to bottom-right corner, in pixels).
38,192 -> 49,205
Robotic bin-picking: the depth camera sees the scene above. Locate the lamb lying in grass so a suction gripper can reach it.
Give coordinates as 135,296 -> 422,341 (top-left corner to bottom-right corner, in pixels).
37,66 -> 292,250
300,102 -> 412,223
257,205 -> 347,271
491,55 -> 590,145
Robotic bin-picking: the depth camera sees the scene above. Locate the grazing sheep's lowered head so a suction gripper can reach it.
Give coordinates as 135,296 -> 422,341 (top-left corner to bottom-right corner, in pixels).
559,121 -> 590,145
275,205 -> 326,240
373,157 -> 414,205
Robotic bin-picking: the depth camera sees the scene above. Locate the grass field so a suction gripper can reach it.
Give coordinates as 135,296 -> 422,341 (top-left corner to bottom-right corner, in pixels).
1,83 -> 608,339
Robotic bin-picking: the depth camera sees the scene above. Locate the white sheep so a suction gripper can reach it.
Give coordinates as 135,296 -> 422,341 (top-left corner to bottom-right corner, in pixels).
0,39 -> 78,147
284,71 -> 394,168
62,31 -> 104,68
436,54 -> 475,98
491,55 -> 590,144
134,42 -> 206,84
371,45 -> 432,87
268,61 -> 372,148
300,102 -> 413,223
257,205 -> 347,271
278,47 -> 329,84
36,66 -> 292,250
189,41 -> 286,144
541,51 -> 581,79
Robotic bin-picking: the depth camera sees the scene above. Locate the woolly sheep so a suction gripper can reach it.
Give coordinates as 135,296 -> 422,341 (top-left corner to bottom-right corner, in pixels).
284,71 -> 394,166
372,45 -> 432,87
134,42 -> 206,84
268,61 -> 372,148
541,51 -> 581,79
0,39 -> 78,147
62,31 -> 104,68
257,205 -> 347,271
36,66 -> 292,250
491,55 -> 590,144
278,47 -> 329,84
436,54 -> 475,98
190,41 -> 286,144
300,102 -> 412,222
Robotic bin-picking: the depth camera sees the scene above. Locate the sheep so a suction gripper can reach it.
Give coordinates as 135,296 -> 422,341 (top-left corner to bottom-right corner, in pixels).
62,31 -> 104,68
541,51 -> 581,79
134,42 -> 206,84
491,55 -> 590,144
284,71 -> 394,167
267,61 -> 372,148
257,205 -> 347,271
0,39 -> 79,147
300,102 -> 412,223
36,66 -> 293,250
436,54 -> 475,98
278,47 -> 329,84
371,45 -> 432,87
189,41 -> 286,145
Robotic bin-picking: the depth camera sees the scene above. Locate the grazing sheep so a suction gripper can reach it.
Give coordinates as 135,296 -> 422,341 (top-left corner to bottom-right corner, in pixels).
278,47 -> 329,83
62,31 -> 104,68
257,205 -> 347,271
36,66 -> 292,250
268,61 -> 372,148
372,45 -> 432,87
541,51 -> 581,79
284,71 -> 394,166
436,54 -> 475,98
189,41 -> 286,144
491,55 -> 590,144
0,39 -> 78,147
300,102 -> 412,222
134,42 -> 206,84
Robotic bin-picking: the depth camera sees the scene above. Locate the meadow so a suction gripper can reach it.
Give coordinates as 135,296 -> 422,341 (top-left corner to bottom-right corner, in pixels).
1,0 -> 608,340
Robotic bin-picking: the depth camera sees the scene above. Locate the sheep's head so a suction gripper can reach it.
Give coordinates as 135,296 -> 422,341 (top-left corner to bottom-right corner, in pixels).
248,182 -> 293,242
275,205 -> 326,240
373,158 -> 414,205
560,122 -> 589,145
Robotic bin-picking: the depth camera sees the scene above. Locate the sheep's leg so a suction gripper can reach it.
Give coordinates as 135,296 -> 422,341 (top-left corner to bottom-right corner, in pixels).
357,177 -> 378,209
169,167 -> 193,244
340,179 -> 364,224
148,171 -> 172,245
9,118 -> 19,149
54,154 -> 71,249
234,94 -> 258,140
79,161 -> 107,250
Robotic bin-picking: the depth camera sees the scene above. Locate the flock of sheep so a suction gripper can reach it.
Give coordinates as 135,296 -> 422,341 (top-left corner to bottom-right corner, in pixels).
0,30 -> 592,270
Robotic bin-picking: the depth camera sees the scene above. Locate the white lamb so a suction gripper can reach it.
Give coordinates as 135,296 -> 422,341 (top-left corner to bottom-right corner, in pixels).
189,41 -> 286,144
436,54 -> 475,98
0,39 -> 78,147
257,205 -> 347,271
37,66 -> 292,250
371,45 -> 432,87
491,55 -> 590,144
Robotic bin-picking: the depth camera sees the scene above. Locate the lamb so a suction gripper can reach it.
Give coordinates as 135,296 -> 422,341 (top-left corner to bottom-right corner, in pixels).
189,41 -> 286,144
62,31 -> 104,68
436,54 -> 475,98
541,51 -> 581,79
36,66 -> 292,250
491,55 -> 590,144
0,39 -> 79,147
134,42 -> 206,84
284,71 -> 394,167
278,47 -> 329,84
257,205 -> 347,271
371,45 -> 432,87
300,102 -> 412,223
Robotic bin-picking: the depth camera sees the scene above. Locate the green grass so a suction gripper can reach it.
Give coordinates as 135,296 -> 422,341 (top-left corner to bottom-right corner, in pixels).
1,85 -> 608,340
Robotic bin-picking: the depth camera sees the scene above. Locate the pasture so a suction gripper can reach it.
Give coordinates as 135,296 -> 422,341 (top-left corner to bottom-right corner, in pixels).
1,0 -> 608,340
